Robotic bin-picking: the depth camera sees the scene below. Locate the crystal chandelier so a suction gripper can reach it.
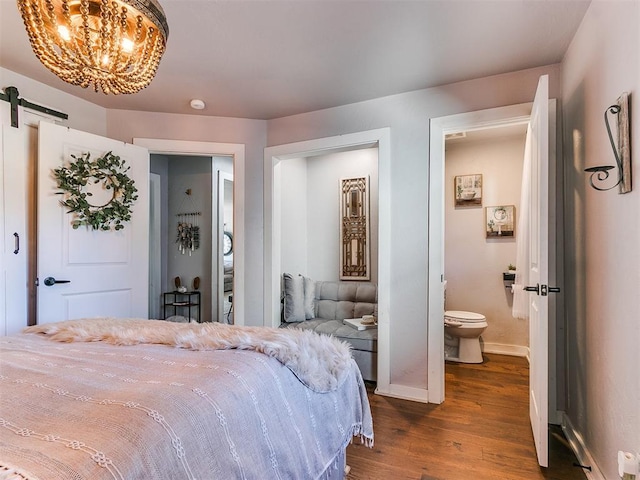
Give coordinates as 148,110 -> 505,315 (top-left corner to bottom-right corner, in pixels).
17,0 -> 169,94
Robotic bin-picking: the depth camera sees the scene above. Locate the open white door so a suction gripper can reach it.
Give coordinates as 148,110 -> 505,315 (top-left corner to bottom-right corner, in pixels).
37,122 -> 149,324
526,74 -> 551,467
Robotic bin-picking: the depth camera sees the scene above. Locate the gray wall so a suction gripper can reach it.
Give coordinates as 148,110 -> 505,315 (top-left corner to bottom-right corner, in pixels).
167,155 -> 212,322
561,1 -> 640,478
267,64 -> 562,389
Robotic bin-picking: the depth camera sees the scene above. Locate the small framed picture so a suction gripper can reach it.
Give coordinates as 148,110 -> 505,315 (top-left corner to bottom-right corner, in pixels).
454,174 -> 482,207
485,205 -> 515,237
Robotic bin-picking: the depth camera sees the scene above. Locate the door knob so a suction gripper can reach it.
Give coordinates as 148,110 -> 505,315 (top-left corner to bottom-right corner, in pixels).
43,276 -> 71,286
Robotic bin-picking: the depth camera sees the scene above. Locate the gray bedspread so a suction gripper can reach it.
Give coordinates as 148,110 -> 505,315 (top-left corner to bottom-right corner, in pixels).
0,333 -> 373,479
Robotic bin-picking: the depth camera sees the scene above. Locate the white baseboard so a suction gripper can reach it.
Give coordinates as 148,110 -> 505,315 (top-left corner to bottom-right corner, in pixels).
561,412 -> 606,480
483,342 -> 530,359
374,383 -> 429,404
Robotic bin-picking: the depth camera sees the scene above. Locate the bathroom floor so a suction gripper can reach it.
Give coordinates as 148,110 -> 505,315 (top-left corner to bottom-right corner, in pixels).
346,353 -> 588,479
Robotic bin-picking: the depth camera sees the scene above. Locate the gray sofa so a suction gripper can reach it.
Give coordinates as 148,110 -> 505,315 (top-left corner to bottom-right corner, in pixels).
281,278 -> 377,381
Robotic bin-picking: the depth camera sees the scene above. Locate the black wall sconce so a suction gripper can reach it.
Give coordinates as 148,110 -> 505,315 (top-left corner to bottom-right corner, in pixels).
584,92 -> 632,193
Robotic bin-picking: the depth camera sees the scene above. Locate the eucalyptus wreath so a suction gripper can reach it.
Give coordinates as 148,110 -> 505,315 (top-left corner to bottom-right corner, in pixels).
53,151 -> 138,231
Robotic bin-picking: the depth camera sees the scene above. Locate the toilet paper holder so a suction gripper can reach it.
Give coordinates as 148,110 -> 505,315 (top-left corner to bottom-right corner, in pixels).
503,272 -> 515,290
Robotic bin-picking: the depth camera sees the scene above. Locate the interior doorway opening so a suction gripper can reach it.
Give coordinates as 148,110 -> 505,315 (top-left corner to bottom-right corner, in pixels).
428,103 -> 534,403
264,128 -> 393,396
134,138 -> 246,326
429,93 -> 563,469
443,124 -> 528,364
148,154 -> 233,323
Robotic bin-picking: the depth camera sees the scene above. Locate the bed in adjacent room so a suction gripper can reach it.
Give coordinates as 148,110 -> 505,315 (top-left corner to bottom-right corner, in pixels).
0,318 -> 373,480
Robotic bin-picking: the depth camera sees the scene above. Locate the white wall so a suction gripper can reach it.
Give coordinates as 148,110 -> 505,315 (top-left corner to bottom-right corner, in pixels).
445,133 -> 527,349
561,1 -> 640,477
280,157 -> 308,276
308,148 -> 378,283
279,148 -> 379,283
268,64 -> 562,389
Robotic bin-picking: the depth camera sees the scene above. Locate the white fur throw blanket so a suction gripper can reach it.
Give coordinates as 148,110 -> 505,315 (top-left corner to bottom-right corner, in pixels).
25,318 -> 353,393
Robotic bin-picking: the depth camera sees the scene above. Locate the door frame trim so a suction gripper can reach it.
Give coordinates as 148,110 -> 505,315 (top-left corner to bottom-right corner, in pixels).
133,138 -> 245,326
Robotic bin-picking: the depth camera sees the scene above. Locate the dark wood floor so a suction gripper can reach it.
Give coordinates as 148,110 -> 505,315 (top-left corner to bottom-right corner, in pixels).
346,354 -> 588,480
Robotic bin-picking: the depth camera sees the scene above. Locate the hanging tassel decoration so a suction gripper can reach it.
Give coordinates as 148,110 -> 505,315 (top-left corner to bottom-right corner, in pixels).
175,212 -> 201,255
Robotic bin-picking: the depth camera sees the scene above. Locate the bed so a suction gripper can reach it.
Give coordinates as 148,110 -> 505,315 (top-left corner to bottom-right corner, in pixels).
0,318 -> 373,480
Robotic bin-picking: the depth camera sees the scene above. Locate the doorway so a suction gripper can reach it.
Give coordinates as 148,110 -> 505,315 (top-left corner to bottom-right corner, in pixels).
148,154 -> 233,323
443,124 -> 528,362
428,100 -> 562,421
263,128 -> 394,396
133,138 -> 246,326
428,103 -> 533,402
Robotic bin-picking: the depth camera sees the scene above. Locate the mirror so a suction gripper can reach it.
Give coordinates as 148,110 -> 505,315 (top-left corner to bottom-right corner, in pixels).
218,171 -> 234,323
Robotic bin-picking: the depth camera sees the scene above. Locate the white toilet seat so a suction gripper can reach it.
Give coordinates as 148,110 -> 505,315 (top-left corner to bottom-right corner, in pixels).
445,310 -> 486,323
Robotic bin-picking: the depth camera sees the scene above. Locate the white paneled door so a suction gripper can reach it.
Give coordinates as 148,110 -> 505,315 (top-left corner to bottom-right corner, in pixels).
37,122 -> 149,324
527,75 -> 550,467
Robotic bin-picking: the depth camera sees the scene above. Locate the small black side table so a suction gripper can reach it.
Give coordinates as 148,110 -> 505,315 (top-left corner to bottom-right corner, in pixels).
163,291 -> 201,323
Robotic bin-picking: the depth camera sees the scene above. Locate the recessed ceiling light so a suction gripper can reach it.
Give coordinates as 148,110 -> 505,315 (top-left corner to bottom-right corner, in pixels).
190,99 -> 205,110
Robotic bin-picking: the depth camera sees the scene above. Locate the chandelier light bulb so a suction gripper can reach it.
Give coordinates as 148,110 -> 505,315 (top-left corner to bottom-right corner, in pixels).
17,0 -> 169,95
121,38 -> 135,53
56,25 -> 71,41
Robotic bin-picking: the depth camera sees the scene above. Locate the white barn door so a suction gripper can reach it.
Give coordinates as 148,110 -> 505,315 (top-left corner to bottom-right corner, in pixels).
37,122 -> 149,324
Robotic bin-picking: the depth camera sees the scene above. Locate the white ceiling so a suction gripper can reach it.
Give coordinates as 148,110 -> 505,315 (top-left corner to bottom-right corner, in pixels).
0,0 -> 590,120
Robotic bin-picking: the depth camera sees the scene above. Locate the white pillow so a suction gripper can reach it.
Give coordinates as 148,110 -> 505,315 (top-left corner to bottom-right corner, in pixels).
283,273 -> 305,322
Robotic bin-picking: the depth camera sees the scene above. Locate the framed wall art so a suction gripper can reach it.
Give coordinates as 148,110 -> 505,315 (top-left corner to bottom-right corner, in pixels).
485,205 -> 515,237
454,174 -> 482,206
340,176 -> 370,280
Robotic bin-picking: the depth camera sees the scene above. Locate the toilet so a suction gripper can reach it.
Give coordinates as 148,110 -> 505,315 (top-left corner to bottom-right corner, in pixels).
444,310 -> 488,363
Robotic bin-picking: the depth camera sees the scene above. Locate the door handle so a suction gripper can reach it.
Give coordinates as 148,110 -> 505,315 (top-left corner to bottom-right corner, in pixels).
524,284 -> 561,296
13,233 -> 19,254
43,276 -> 71,287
